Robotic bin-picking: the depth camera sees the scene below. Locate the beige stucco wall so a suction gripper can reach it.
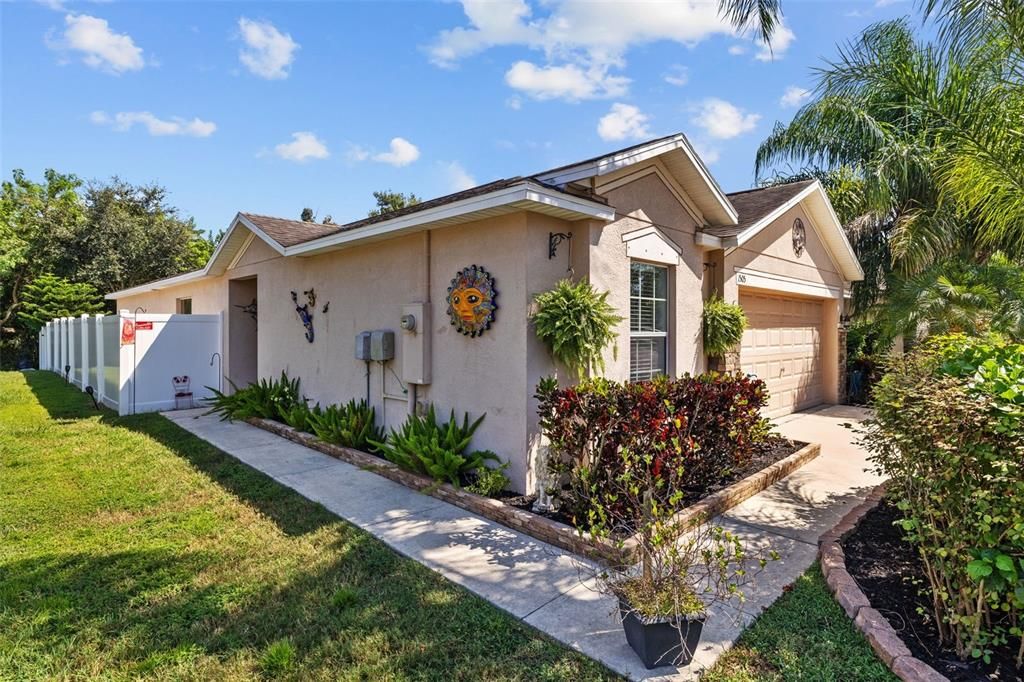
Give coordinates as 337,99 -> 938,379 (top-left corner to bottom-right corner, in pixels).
725,203 -> 846,406
114,174 -> 851,490
591,166 -> 708,379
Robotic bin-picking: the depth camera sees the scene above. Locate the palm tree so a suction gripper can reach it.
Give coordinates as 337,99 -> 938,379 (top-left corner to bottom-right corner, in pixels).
718,0 -> 782,47
755,11 -> 1024,343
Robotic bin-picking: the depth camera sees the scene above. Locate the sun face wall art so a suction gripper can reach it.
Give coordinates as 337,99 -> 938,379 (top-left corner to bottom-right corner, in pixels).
446,265 -> 498,337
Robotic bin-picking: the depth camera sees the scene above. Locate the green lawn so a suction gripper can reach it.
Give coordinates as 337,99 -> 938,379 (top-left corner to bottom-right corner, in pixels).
0,371 -> 616,680
704,565 -> 896,681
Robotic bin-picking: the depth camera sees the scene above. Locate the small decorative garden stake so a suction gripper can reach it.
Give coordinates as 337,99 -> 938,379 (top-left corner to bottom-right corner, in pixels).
446,265 -> 498,337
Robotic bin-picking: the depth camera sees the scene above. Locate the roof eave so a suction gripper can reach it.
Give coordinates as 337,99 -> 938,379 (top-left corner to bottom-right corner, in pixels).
534,134 -> 739,226
284,180 -> 613,257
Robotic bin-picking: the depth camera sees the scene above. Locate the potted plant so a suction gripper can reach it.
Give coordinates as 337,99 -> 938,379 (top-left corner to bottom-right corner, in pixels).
586,435 -> 775,669
702,295 -> 747,370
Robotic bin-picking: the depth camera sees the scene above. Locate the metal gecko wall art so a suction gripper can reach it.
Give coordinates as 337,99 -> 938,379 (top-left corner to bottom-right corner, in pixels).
291,289 -> 317,343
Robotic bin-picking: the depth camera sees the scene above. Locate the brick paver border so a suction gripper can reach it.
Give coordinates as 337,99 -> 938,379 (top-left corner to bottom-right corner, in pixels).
818,483 -> 947,681
248,416 -> 819,565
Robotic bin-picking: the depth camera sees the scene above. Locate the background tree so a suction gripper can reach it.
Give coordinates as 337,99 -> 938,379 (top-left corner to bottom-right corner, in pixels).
0,168 -> 217,368
367,190 -> 421,217
300,207 -> 314,222
16,274 -> 104,333
755,12 -> 1023,345
0,170 -> 84,357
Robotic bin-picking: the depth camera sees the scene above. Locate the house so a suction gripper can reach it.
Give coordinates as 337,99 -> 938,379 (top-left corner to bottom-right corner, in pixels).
108,134 -> 864,494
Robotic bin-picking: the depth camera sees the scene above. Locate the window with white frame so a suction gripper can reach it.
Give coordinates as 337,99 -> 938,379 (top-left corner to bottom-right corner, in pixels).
629,262 -> 668,381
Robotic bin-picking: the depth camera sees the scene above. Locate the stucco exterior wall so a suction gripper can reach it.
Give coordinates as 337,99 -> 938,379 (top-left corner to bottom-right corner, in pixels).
592,167 -> 707,380
725,203 -> 846,407
727,204 -> 844,289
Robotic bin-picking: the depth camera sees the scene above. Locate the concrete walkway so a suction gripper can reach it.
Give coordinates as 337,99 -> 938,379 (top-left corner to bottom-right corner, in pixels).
162,405 -> 882,680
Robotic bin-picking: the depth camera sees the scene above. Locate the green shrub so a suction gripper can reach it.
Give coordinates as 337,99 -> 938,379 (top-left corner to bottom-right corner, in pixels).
862,335 -> 1024,666
536,372 -> 771,529
466,459 -> 510,497
259,638 -> 295,676
370,405 -> 496,486
308,399 -> 383,452
205,372 -> 302,422
281,401 -> 315,431
532,279 -> 622,378
702,296 -> 747,357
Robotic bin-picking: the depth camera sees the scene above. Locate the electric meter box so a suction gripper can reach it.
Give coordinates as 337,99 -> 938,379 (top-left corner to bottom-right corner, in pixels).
355,331 -> 372,360
369,330 -> 395,361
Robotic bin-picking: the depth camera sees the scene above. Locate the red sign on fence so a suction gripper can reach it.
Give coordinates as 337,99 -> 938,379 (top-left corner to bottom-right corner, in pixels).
136,321 -> 154,331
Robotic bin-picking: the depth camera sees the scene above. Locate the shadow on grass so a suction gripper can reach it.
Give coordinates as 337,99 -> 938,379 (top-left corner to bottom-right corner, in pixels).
24,371 -> 332,538
12,372 -> 612,678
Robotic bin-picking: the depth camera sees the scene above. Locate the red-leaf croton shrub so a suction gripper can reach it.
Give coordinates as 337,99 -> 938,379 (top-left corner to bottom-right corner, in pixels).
535,372 -> 771,530
862,334 -> 1024,667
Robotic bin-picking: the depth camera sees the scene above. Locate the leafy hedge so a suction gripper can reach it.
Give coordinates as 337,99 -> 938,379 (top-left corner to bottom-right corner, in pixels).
862,335 -> 1024,667
536,372 -> 771,528
205,373 -> 501,490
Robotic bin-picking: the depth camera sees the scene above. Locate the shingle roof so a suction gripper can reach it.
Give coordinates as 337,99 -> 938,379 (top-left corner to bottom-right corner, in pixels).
239,213 -> 340,248
702,180 -> 816,239
241,177 -> 544,249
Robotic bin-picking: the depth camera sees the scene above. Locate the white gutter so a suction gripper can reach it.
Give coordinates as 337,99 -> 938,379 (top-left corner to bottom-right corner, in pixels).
284,181 -> 613,257
535,134 -> 739,226
107,180 -> 614,299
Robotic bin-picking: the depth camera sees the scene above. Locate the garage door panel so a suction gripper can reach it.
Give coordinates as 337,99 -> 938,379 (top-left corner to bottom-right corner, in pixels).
739,290 -> 824,417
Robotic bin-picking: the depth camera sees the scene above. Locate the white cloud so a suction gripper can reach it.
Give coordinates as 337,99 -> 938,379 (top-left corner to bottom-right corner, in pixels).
372,137 -> 420,167
728,44 -> 747,55
663,64 -> 689,87
238,18 -> 298,79
505,61 -> 628,100
442,161 -> 477,191
428,1 -> 792,102
35,0 -> 67,11
875,0 -> 906,6
597,103 -> 651,142
51,13 -> 144,73
691,98 -> 760,139
90,110 -> 216,137
754,23 -> 795,62
274,132 -> 329,162
506,96 -> 522,110
345,145 -> 370,162
780,85 -> 811,107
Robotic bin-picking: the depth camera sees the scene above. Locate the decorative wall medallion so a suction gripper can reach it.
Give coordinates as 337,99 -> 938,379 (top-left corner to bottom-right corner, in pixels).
446,265 -> 498,337
792,218 -> 807,258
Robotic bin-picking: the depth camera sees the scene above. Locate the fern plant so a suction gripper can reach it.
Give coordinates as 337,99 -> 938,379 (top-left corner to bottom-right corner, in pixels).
703,296 -> 747,357
308,399 -> 383,452
532,279 -> 623,379
370,405 -> 495,486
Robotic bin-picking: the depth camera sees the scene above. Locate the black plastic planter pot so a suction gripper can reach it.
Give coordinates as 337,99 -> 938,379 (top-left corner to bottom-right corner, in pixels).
618,598 -> 706,670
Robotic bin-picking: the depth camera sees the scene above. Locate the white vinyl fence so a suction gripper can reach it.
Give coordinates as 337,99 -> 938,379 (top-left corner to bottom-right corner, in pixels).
39,311 -> 223,415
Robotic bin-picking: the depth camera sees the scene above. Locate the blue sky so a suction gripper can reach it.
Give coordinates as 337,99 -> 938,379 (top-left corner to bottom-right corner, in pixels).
2,0 -> 913,235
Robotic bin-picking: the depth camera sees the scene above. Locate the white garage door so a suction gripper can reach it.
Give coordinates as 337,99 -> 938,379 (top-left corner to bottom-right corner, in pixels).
739,290 -> 824,417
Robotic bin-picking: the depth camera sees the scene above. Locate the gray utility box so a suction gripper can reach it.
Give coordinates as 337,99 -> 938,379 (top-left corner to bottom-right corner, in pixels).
369,330 -> 395,361
355,331 -> 372,360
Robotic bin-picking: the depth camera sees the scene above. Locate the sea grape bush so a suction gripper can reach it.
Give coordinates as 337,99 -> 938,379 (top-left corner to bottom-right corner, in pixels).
862,334 -> 1024,667
536,372 -> 770,528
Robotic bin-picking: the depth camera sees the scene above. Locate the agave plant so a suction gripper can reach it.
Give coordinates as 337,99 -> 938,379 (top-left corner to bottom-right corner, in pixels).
204,371 -> 302,422
308,399 -> 383,452
370,405 -> 494,487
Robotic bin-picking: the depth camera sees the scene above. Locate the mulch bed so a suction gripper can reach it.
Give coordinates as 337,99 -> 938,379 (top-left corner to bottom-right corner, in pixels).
494,436 -> 805,530
842,500 -> 1022,681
